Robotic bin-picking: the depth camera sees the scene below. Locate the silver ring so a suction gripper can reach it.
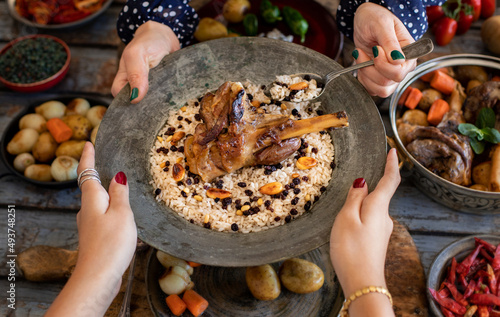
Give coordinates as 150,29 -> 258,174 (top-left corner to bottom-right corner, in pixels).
78,176 -> 101,189
78,168 -> 99,184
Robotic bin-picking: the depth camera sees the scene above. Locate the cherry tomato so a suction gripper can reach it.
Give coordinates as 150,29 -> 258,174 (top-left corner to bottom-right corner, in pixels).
481,0 -> 496,18
433,17 -> 457,46
456,5 -> 474,35
463,0 -> 481,21
426,5 -> 445,25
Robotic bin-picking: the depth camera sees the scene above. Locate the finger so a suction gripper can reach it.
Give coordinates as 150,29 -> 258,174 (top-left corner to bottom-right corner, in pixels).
78,142 -> 109,213
111,58 -> 129,97
372,45 -> 417,83
121,48 -> 150,104
357,72 -> 399,97
337,178 -> 369,221
369,148 -> 401,204
107,171 -> 132,215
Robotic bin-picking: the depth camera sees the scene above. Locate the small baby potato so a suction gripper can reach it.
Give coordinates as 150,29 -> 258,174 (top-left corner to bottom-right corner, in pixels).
86,106 -> 107,127
35,101 -> 66,120
62,115 -> 93,140
55,140 -> 86,160
7,128 -> 39,155
66,98 -> 90,116
418,89 -> 442,112
24,164 -> 53,182
401,109 -> 429,127
13,153 -> 35,173
51,156 -> 78,182
32,132 -> 58,163
223,0 -> 250,23
19,113 -> 47,133
472,161 -> 492,187
470,184 -> 489,191
194,18 -> 228,42
278,258 -> 324,294
246,264 -> 281,300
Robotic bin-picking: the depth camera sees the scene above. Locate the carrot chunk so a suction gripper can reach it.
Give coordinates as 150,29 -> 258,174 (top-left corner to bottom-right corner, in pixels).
430,71 -> 456,95
46,118 -> 73,143
397,86 -> 413,106
166,294 -> 187,316
491,76 -> 500,82
187,261 -> 202,268
183,289 -> 208,317
427,99 -> 450,125
404,88 -> 423,109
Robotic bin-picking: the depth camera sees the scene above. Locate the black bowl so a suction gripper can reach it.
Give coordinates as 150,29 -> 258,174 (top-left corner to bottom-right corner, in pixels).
1,96 -> 109,188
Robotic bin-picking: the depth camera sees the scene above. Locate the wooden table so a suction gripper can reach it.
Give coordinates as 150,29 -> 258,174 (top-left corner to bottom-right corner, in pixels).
0,0 -> 499,315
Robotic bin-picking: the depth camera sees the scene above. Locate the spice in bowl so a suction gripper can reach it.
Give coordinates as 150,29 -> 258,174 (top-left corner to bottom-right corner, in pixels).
0,37 -> 67,84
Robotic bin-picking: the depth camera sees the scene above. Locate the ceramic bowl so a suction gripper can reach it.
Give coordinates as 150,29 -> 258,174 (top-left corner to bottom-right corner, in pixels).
0,35 -> 71,93
1,96 -> 109,188
427,234 -> 500,316
389,54 -> 500,214
95,37 -> 387,266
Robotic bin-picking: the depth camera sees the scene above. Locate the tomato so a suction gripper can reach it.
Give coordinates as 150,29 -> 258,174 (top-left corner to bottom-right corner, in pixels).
456,5 -> 475,35
463,0 -> 481,21
433,17 -> 458,46
426,5 -> 445,25
481,0 -> 496,18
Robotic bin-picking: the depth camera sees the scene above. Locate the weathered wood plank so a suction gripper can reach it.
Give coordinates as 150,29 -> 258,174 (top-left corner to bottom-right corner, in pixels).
0,1 -> 122,47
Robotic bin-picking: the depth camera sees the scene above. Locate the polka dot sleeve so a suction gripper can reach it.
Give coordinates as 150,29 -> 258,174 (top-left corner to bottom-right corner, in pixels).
117,0 -> 199,48
337,0 -> 445,41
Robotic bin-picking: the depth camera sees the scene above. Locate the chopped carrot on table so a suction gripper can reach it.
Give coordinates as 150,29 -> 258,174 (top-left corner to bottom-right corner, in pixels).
183,289 -> 209,317
166,294 -> 187,316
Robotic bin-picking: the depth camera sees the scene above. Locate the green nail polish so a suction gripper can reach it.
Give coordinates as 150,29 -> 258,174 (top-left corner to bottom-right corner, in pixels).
130,87 -> 139,101
351,49 -> 359,60
372,46 -> 379,58
391,50 -> 405,60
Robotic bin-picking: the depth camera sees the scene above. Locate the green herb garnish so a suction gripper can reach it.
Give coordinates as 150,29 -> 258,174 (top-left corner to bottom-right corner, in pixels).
458,108 -> 500,154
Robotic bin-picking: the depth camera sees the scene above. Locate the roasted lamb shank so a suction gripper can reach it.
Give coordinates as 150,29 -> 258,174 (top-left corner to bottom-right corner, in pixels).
184,81 -> 349,182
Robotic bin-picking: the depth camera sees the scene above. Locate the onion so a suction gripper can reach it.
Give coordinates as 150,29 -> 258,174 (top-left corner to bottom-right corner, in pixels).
13,153 -> 35,172
50,156 -> 78,181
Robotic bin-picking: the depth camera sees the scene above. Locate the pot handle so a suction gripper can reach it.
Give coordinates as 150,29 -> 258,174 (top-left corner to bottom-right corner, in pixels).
386,136 -> 413,174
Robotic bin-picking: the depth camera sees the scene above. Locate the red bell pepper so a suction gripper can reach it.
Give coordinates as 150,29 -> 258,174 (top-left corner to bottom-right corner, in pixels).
469,293 -> 500,306
429,288 -> 467,315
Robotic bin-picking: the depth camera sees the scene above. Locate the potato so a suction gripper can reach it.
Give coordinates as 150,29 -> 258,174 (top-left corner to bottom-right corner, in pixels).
24,164 -> 53,182
66,98 -> 90,116
470,184 -> 489,191
32,132 -> 58,163
55,140 -> 86,160
13,153 -> 35,173
481,15 -> 500,55
7,128 -> 39,155
246,265 -> 281,300
419,89 -> 442,112
62,115 -> 93,140
86,106 -> 107,127
223,0 -> 250,23
194,18 -> 228,42
467,80 -> 482,94
278,258 -> 324,294
90,124 -> 99,145
401,109 -> 429,126
454,65 -> 488,84
472,161 -> 492,187
35,101 -> 66,120
19,113 -> 47,133
51,156 -> 78,181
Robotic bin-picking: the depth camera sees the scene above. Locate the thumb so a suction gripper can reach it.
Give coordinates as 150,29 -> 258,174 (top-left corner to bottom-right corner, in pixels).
122,52 -> 150,104
108,171 -> 131,213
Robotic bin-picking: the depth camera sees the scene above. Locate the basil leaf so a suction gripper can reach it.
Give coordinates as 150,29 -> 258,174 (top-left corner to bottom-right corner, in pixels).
469,138 -> 485,155
476,108 -> 496,129
458,123 -> 480,138
482,127 -> 500,144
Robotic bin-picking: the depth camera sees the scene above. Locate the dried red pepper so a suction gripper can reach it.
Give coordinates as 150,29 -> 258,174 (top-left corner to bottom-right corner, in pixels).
441,306 -> 456,317
475,237 -> 496,254
493,243 -> 500,271
457,244 -> 483,275
481,248 -> 494,263
477,305 -> 489,317
448,257 -> 457,285
429,288 -> 467,315
444,281 -> 468,306
490,309 -> 500,317
464,279 -> 477,299
469,293 -> 500,306
488,264 -> 498,295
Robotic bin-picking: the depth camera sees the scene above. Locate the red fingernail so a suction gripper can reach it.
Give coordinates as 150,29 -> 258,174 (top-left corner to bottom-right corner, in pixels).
353,178 -> 366,188
115,171 -> 127,185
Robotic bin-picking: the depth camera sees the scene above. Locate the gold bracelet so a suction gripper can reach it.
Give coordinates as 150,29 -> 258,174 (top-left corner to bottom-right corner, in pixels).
340,286 -> 393,317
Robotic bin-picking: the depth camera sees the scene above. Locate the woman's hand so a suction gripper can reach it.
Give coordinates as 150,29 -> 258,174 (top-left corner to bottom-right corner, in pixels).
112,21 -> 181,103
352,3 -> 417,97
46,142 -> 137,316
330,148 -> 400,316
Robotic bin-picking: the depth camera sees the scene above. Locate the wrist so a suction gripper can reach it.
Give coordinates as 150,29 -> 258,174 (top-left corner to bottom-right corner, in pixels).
135,21 -> 180,51
348,291 -> 394,317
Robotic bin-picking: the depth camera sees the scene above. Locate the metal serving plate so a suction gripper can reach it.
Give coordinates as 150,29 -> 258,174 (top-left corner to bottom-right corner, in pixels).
96,37 -> 386,266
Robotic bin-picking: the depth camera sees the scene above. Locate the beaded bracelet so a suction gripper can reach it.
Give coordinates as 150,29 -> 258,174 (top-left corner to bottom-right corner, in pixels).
339,286 -> 393,317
